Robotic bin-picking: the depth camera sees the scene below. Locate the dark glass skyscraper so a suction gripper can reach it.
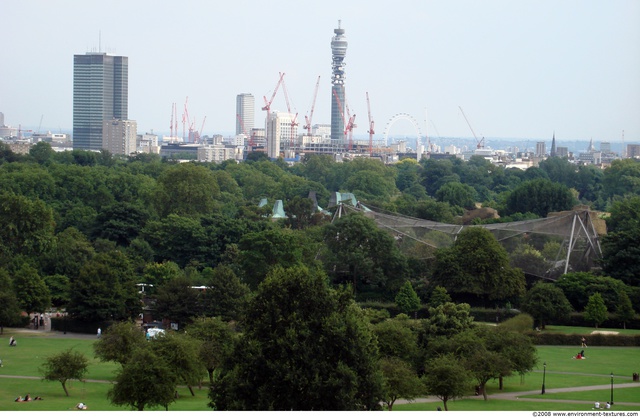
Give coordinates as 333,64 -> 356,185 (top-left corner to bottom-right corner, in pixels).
73,53 -> 128,150
330,21 -> 347,146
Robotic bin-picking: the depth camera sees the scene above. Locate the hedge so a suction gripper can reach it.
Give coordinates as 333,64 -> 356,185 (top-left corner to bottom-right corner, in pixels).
529,332 -> 640,347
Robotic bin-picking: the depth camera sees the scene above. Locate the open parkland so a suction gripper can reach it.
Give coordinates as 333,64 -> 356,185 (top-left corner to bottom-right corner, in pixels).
0,326 -> 638,413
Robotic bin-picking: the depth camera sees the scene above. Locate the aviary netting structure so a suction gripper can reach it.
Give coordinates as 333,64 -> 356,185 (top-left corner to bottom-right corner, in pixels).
331,198 -> 605,281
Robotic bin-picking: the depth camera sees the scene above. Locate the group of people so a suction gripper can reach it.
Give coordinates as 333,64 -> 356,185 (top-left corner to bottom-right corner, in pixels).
594,401 -> 611,409
15,394 -> 43,402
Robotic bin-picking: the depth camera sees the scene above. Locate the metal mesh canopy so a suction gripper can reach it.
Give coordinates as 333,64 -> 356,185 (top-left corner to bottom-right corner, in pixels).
337,203 -> 605,280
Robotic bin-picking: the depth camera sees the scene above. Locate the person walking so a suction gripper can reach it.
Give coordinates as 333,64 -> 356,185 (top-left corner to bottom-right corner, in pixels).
97,328 -> 101,338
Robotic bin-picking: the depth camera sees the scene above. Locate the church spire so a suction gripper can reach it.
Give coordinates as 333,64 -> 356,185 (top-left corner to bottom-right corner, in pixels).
550,131 -> 556,157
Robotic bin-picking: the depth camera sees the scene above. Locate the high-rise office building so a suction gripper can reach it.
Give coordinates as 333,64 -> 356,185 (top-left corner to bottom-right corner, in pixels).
73,52 -> 128,150
536,141 -> 546,157
330,21 -> 347,146
236,93 -> 255,136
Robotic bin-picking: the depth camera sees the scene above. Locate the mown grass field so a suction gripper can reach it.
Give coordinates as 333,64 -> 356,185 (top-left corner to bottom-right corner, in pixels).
0,327 -> 639,411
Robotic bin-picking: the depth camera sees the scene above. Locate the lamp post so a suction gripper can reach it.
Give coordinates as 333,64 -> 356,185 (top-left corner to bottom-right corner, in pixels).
541,362 -> 546,395
610,372 -> 614,405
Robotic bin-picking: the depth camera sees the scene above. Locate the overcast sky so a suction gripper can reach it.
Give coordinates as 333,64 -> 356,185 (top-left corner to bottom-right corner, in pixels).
2,0 -> 639,143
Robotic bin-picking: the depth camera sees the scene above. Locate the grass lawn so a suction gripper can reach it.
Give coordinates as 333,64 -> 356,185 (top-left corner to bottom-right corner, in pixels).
1,328 -> 639,411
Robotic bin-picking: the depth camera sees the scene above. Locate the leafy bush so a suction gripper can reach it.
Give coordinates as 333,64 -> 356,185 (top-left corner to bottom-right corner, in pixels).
498,313 -> 534,333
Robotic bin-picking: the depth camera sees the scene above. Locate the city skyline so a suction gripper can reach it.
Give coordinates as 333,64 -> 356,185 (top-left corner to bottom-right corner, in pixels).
2,0 -> 639,143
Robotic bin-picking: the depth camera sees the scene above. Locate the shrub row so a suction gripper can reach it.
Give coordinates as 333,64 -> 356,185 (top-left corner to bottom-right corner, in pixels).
529,331 -> 640,347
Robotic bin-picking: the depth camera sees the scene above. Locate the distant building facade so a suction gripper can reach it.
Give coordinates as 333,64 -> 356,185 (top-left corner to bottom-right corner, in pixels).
267,111 -> 294,159
236,93 -> 254,136
73,52 -> 128,150
103,119 -> 137,155
627,144 -> 640,158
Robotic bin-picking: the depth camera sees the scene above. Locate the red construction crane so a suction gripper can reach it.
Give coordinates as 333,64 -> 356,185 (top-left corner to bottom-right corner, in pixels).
280,75 -> 299,151
262,73 -> 286,149
345,99 -> 356,151
303,76 -> 321,136
182,97 -> 190,142
332,89 -> 355,151
195,116 -> 207,143
366,92 -> 374,156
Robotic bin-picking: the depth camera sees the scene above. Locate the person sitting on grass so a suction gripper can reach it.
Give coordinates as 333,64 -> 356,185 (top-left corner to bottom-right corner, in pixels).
15,396 -> 24,402
9,336 -> 16,346
75,402 -> 87,410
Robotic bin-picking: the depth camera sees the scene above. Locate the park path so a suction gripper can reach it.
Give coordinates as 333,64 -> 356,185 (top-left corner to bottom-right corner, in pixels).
396,381 -> 640,407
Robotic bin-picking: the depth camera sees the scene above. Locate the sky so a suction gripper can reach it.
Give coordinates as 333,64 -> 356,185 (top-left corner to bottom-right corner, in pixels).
2,0 -> 639,143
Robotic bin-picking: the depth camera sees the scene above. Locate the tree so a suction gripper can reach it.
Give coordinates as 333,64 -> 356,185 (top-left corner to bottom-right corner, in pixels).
371,317 -> 419,364
108,346 -> 177,411
423,302 -> 475,338
395,280 -> 421,317
40,348 -> 89,396
379,357 -> 424,411
198,266 -> 250,321
153,163 -> 220,217
150,332 -> 203,396
503,178 -> 576,218
284,196 -> 315,229
429,286 -> 451,308
0,268 -> 20,333
154,276 -> 200,328
93,321 -> 146,365
520,282 -> 573,329
237,228 -> 305,289
92,201 -> 150,246
0,192 -> 55,261
209,265 -> 384,410
466,348 -> 512,401
13,263 -> 51,316
431,227 -> 525,303
67,251 -> 141,322
185,317 -> 235,384
322,212 -> 408,299
435,182 -> 476,209
422,353 -> 471,411
616,291 -> 636,330
584,292 -> 608,328
601,159 -> 640,199
29,141 -> 55,165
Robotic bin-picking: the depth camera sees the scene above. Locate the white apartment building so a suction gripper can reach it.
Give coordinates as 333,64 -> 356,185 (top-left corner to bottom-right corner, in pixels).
103,119 -> 137,156
198,145 -> 242,163
267,111 -> 295,159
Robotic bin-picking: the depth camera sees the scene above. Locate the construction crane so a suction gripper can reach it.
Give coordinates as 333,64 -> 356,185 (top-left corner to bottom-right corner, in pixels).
182,97 -> 190,142
280,74 -> 299,151
366,92 -> 374,156
262,73 -> 286,149
17,125 -> 33,140
303,76 -> 321,136
345,99 -> 356,151
458,106 -> 484,149
194,116 -> 207,143
170,103 -> 179,140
